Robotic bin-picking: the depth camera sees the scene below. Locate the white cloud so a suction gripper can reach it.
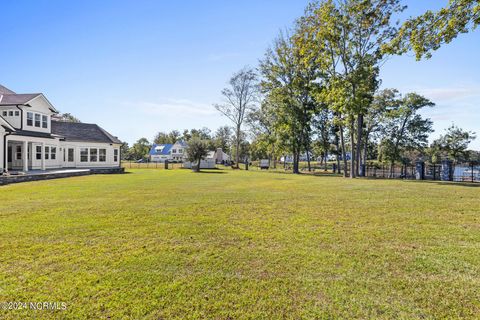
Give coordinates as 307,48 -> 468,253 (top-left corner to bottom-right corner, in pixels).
127,99 -> 217,117
414,86 -> 480,101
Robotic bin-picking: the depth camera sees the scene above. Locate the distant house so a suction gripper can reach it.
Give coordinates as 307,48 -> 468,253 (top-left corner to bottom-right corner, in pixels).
149,140 -> 187,162
207,148 -> 230,164
0,84 -> 122,173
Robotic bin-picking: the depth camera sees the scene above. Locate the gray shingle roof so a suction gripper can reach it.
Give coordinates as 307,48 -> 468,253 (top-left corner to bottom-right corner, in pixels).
0,93 -> 41,105
11,130 -> 56,139
51,121 -> 122,144
0,85 -> 15,94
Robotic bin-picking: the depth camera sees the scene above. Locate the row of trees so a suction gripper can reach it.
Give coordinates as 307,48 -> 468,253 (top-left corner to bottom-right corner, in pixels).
122,1 -> 478,174
211,0 -> 478,176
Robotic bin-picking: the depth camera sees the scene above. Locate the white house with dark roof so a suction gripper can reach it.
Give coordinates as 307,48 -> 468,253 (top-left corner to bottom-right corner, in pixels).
0,84 -> 122,173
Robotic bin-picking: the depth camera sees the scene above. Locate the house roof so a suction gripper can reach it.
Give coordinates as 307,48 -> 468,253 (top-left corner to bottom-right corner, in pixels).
51,121 -> 122,144
11,130 -> 56,139
0,93 -> 42,105
175,140 -> 187,147
149,144 -> 173,156
0,85 -> 16,95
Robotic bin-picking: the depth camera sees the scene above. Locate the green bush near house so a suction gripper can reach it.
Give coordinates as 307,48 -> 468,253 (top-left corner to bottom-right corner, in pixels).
0,169 -> 479,319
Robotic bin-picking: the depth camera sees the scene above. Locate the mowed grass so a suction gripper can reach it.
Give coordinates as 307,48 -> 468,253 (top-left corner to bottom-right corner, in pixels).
0,169 -> 479,319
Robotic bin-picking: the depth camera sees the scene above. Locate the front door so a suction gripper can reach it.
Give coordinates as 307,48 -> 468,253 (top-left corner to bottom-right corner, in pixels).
10,144 -> 24,169
65,147 -> 75,167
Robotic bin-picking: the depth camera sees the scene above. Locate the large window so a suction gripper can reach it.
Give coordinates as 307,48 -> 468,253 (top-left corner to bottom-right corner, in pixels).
36,146 -> 42,160
90,148 -> 98,162
44,146 -> 50,160
114,149 -> 119,162
68,148 -> 74,162
51,147 -> 56,160
80,148 -> 88,162
27,112 -> 33,126
99,149 -> 106,162
16,146 -> 22,160
35,114 -> 41,127
42,115 -> 48,128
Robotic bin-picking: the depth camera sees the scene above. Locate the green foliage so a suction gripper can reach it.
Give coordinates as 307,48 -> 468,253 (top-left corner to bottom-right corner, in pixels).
387,0 -> 480,60
433,124 -> 477,162
185,137 -> 210,172
128,137 -> 151,160
377,93 -> 434,165
153,130 -> 181,144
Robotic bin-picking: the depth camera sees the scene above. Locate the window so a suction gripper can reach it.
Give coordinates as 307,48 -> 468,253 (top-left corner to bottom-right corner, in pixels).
35,114 -> 41,127
36,146 -> 42,160
27,112 -> 33,126
42,115 -> 48,128
16,146 -> 22,160
9,111 -> 13,116
45,146 -> 50,160
172,149 -> 177,154
90,148 -> 98,162
68,148 -> 74,162
99,149 -> 106,162
15,111 -> 19,116
2,111 -> 6,117
114,149 -> 119,162
178,149 -> 183,153
51,147 -> 56,160
80,148 -> 88,162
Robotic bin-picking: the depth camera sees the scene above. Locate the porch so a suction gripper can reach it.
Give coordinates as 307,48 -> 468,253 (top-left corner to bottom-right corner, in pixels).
4,136 -> 58,172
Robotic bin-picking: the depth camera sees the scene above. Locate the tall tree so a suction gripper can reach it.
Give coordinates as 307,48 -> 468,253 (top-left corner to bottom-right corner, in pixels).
215,67 -> 259,168
377,93 -> 435,176
213,126 -> 232,151
300,0 -> 405,177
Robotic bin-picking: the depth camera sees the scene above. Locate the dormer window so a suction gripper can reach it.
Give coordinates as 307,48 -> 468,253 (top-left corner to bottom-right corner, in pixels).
27,112 -> 33,126
15,111 -> 19,116
9,111 -> 13,116
42,115 -> 48,128
2,111 -> 6,117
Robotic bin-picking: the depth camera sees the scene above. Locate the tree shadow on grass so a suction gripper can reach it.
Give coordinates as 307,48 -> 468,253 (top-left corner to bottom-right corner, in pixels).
403,180 -> 480,188
195,170 -> 227,174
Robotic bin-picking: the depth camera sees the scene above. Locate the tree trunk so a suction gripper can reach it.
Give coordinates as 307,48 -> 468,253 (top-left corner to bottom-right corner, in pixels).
272,144 -> 276,169
235,124 -> 241,169
324,152 -> 328,171
349,117 -> 356,179
334,128 -> 341,174
355,114 -> 363,177
195,157 -> 201,172
305,143 -> 311,172
339,124 -> 348,178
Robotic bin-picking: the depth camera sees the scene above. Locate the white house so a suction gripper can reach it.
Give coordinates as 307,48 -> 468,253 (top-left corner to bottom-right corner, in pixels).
149,141 -> 187,162
0,84 -> 122,173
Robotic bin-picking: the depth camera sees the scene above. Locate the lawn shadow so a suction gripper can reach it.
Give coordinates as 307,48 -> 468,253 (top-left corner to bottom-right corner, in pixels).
195,170 -> 227,174
403,179 -> 480,188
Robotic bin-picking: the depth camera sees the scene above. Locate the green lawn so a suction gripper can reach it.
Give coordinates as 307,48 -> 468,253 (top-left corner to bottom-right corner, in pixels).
0,169 -> 479,319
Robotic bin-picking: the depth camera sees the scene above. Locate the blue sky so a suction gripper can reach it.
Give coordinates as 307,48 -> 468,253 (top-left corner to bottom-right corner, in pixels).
1,1 -> 479,149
